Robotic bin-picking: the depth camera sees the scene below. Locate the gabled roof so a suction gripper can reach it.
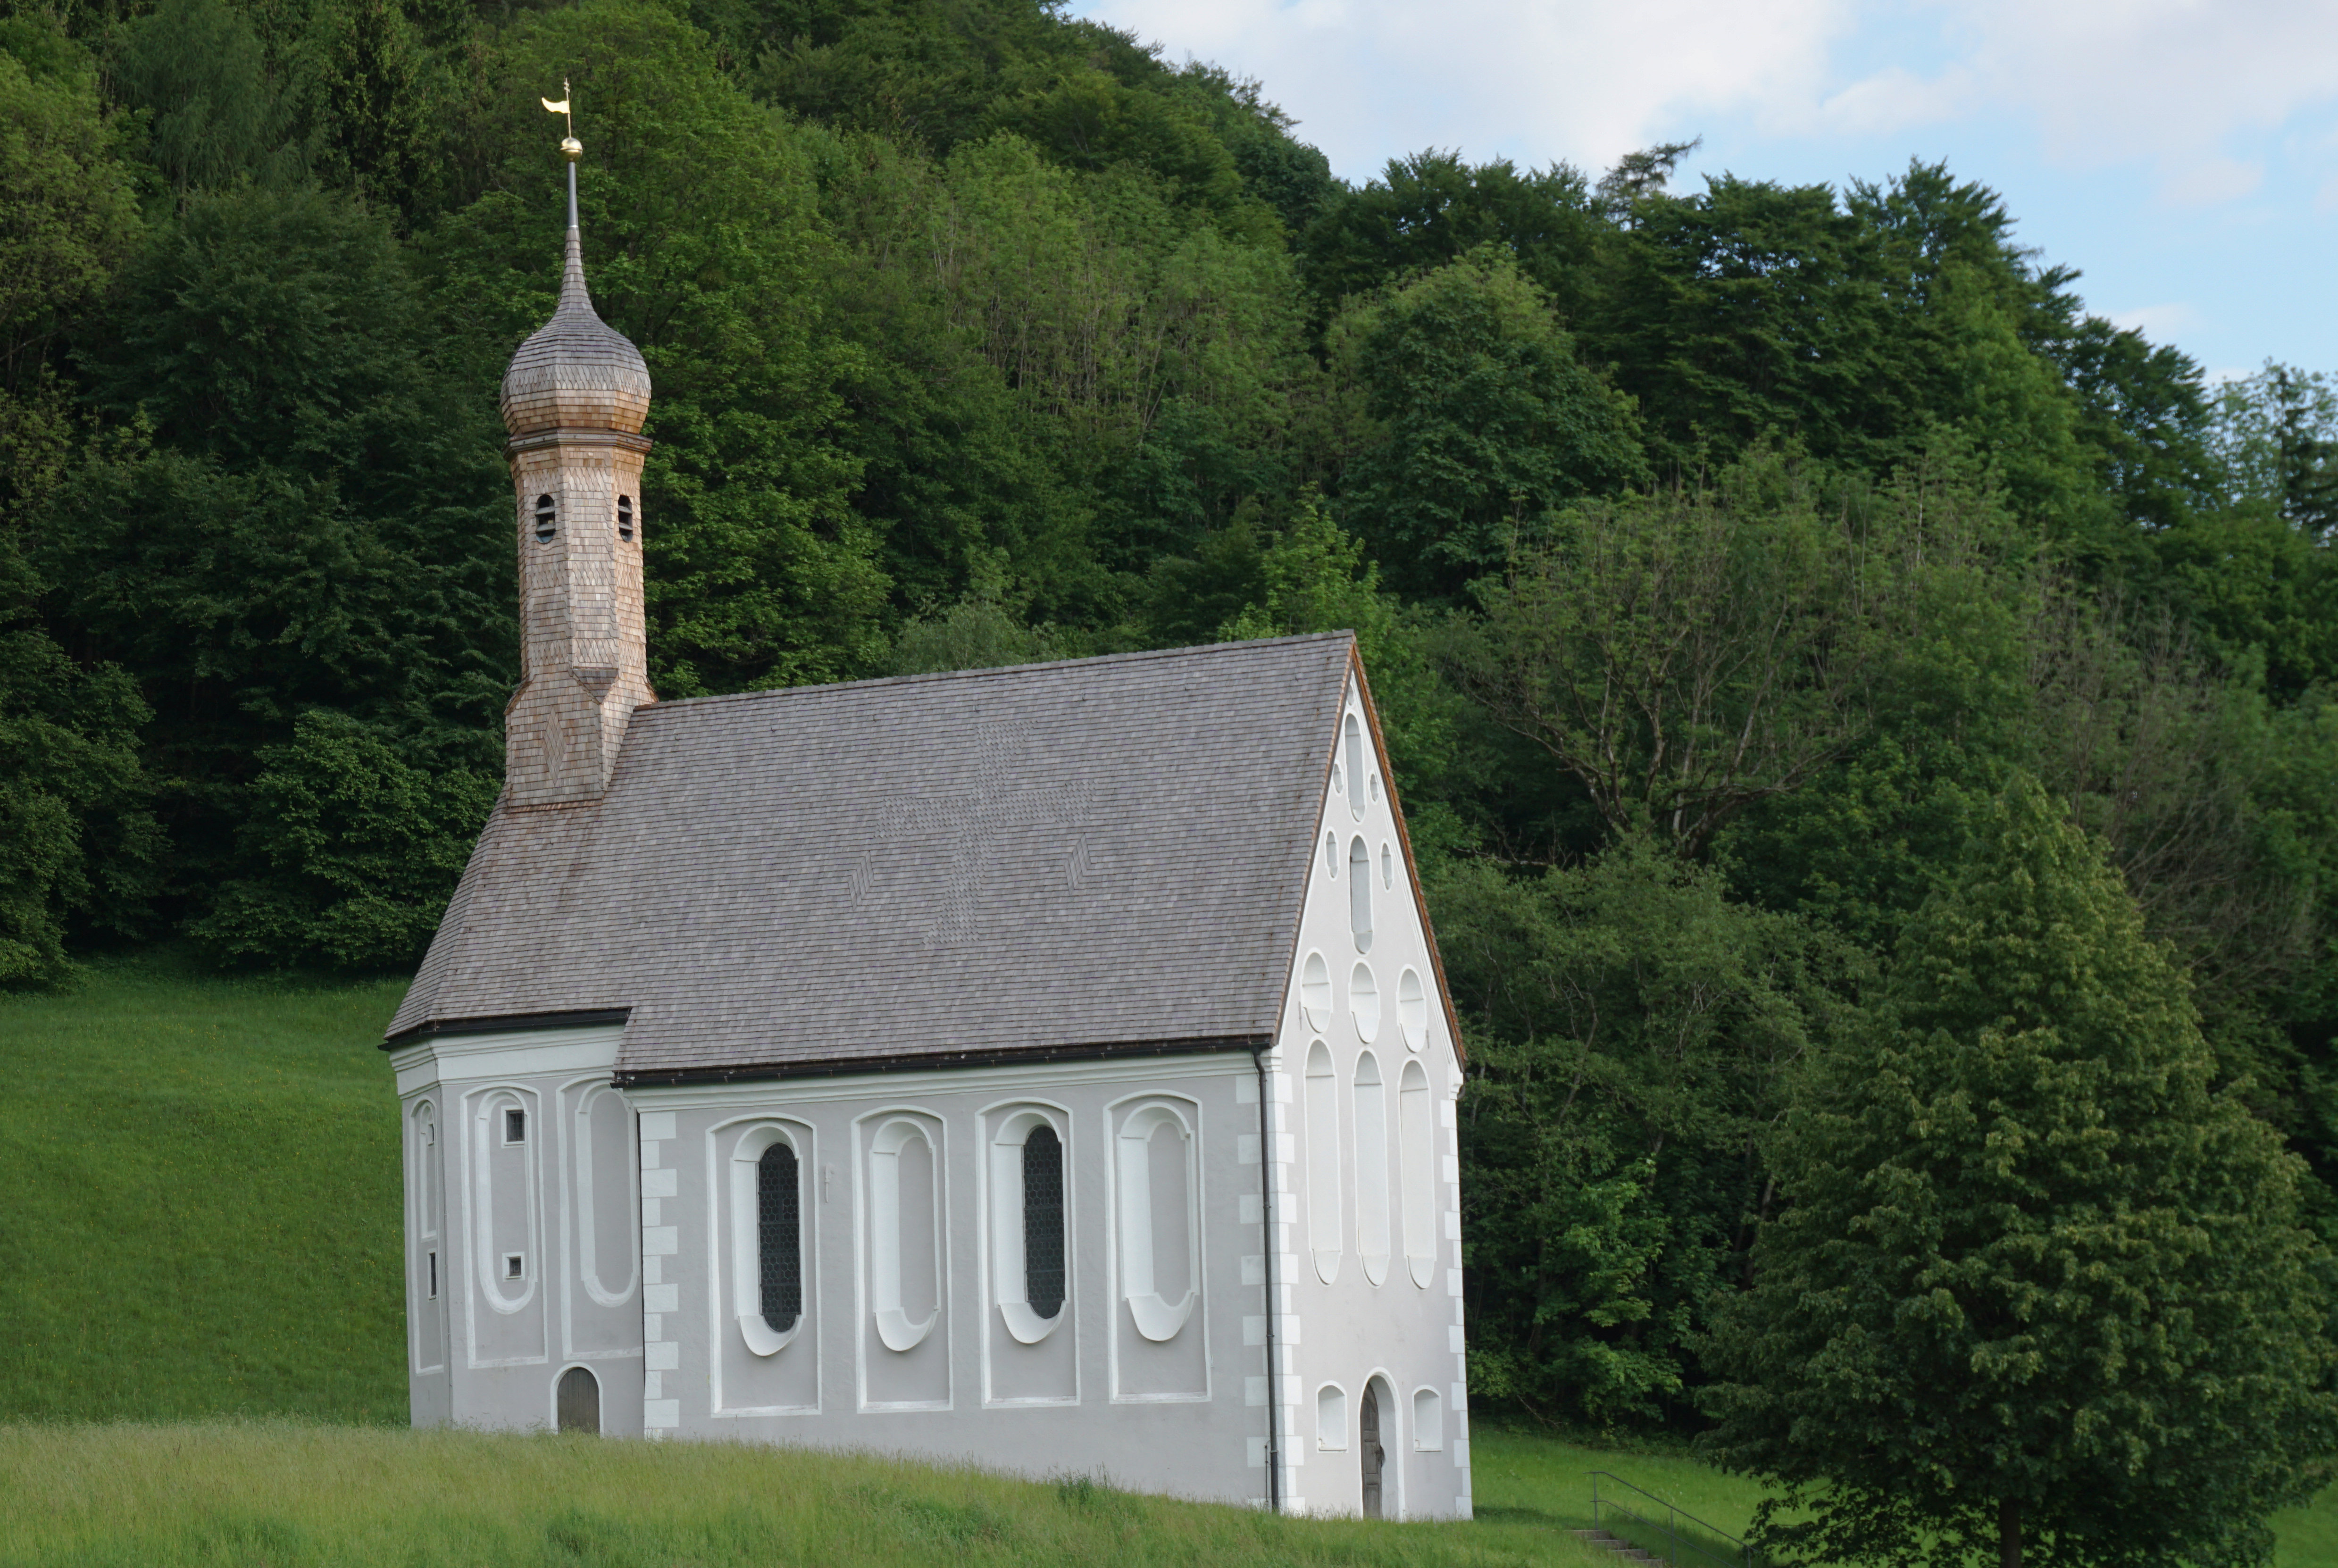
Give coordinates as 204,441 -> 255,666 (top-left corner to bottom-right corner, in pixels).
386,634 -> 1363,1083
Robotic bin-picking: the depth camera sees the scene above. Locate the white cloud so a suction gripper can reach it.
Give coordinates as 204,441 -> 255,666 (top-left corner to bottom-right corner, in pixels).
1827,0 -> 2338,203
1080,0 -> 1859,177
1075,0 -> 2338,203
2110,301 -> 2201,337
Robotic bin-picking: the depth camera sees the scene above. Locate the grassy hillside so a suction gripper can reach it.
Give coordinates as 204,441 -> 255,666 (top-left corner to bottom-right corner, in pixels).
5,956 -> 2335,1564
0,1420 -> 1615,1568
0,952 -> 408,1421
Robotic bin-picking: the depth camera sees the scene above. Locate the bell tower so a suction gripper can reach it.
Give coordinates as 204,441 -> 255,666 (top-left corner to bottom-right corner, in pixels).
498,125 -> 654,809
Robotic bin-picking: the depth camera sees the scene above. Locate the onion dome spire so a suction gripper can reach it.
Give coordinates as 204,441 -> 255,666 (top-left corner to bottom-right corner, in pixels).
499,136 -> 651,438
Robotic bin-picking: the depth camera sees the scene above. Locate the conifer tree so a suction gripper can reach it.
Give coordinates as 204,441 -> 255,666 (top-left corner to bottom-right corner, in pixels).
1704,774 -> 2338,1568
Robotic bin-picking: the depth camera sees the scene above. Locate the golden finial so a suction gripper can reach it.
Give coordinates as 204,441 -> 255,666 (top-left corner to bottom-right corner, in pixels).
542,79 -> 580,160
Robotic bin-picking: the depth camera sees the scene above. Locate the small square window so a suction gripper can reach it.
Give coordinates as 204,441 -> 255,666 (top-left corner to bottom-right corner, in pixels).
504,1253 -> 525,1281
504,1108 -> 526,1143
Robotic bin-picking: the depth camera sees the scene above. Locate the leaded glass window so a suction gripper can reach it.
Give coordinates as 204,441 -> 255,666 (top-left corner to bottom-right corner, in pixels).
758,1143 -> 801,1332
1022,1125 -> 1065,1319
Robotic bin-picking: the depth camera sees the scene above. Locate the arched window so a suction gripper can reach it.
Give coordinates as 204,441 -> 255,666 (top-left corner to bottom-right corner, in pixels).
1400,1061 -> 1436,1287
533,493 -> 556,543
1024,1127 -> 1065,1318
729,1124 -> 809,1355
1305,1041 -> 1342,1282
617,493 -> 635,541
556,1365 -> 600,1434
869,1118 -> 941,1352
989,1109 -> 1068,1343
1115,1100 -> 1199,1342
1354,1051 -> 1391,1285
1343,712 -> 1366,821
759,1143 -> 802,1333
1349,836 -> 1374,952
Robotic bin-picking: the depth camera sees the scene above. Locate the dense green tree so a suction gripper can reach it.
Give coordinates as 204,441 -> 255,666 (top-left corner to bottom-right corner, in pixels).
2208,364 -> 2338,537
1331,249 -> 1645,597
1705,775 -> 2338,1568
0,537 -> 159,986
1299,150 -> 1606,324
1437,834 -> 1859,1425
189,709 -> 494,970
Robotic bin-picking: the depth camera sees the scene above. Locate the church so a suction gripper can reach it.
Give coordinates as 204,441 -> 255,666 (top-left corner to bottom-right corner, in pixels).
382,137 -> 1473,1521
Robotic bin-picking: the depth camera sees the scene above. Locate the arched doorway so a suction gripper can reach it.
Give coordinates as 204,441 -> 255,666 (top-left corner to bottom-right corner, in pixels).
1359,1382 -> 1385,1519
556,1365 -> 600,1435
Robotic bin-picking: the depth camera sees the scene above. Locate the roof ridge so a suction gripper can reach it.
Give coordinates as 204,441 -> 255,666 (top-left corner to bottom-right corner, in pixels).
637,630 -> 1357,717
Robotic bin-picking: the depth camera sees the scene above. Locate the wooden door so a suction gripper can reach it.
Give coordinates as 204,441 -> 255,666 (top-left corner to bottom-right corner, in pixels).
1360,1384 -> 1384,1518
556,1365 -> 600,1434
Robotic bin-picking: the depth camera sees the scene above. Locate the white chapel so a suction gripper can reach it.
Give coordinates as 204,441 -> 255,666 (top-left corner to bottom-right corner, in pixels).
382,140 -> 1473,1520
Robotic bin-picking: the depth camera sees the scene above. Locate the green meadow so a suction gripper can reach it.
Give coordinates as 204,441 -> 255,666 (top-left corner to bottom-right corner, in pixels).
4,955 -> 2334,1564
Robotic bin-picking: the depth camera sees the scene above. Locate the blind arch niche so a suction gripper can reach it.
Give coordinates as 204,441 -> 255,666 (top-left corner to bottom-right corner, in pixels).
1399,1060 -> 1437,1287
1113,1097 -> 1200,1342
729,1121 -> 810,1355
866,1115 -> 943,1352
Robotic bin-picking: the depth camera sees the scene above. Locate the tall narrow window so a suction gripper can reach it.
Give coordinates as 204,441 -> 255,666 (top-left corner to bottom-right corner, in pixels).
1306,1041 -> 1342,1282
504,1107 -> 526,1143
533,493 -> 556,542
759,1143 -> 802,1333
990,1110 -> 1069,1343
1349,836 -> 1374,952
1400,1060 -> 1436,1287
731,1126 -> 810,1355
1022,1126 -> 1065,1319
617,494 -> 635,541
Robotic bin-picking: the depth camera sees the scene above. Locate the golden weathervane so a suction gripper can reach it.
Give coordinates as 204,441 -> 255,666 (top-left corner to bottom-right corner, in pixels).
542,80 -> 581,161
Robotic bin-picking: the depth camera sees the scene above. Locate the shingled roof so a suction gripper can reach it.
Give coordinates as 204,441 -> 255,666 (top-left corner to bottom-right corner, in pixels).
386,634 -> 1361,1083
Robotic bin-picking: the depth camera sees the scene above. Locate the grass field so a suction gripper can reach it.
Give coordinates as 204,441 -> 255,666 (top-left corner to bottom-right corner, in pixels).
5,953 -> 2336,1564
0,951 -> 409,1421
0,1420 -> 1619,1568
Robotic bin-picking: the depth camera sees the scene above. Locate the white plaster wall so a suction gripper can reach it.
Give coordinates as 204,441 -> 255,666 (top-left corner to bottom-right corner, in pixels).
629,1051 -> 1273,1504
1268,676 -> 1472,1520
391,1024 -> 644,1435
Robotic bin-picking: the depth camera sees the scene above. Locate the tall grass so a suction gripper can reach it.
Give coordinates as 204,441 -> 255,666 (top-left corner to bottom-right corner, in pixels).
0,1420 -> 1607,1567
0,952 -> 408,1421
6,955 -> 2334,1563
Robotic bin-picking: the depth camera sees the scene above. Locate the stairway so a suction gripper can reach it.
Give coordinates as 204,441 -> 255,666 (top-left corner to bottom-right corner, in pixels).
1572,1528 -> 1671,1563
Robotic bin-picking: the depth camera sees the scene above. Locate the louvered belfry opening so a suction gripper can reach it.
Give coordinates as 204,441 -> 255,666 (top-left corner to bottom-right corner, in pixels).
758,1143 -> 801,1331
1022,1125 -> 1066,1319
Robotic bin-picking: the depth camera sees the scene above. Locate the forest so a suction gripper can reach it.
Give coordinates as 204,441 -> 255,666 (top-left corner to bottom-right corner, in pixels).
7,0 -> 2338,1461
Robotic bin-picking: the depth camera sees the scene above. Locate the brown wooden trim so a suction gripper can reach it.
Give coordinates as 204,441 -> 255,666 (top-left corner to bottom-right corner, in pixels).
613,1034 -> 1271,1088
383,1007 -> 633,1050
1348,643 -> 1470,1065
505,428 -> 654,456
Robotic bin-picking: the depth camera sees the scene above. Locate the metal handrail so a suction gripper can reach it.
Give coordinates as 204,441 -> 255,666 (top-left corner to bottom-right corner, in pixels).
1587,1471 -> 1754,1568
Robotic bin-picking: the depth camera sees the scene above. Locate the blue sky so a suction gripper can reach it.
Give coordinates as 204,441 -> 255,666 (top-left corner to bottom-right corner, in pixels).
1068,0 -> 2338,380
